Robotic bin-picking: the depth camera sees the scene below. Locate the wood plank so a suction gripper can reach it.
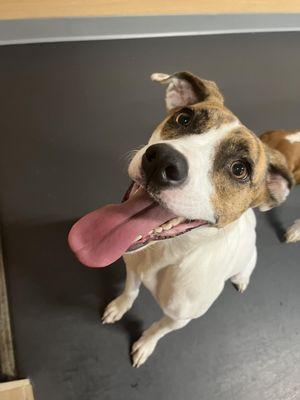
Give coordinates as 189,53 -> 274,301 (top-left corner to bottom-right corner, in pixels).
0,379 -> 34,400
0,235 -> 16,380
1,0 -> 300,20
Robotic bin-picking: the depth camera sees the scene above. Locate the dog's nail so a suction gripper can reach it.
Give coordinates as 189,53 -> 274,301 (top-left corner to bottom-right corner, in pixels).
232,283 -> 240,292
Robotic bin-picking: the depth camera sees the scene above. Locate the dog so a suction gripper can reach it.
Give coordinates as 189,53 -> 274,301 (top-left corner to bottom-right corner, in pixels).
260,130 -> 300,242
69,72 -> 294,367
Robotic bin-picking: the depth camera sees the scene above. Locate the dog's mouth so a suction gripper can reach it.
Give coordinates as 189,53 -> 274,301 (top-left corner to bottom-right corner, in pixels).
68,182 -> 208,268
124,183 -> 209,253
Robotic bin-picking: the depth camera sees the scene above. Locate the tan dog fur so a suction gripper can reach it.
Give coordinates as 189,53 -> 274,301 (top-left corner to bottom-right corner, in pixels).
260,130 -> 300,242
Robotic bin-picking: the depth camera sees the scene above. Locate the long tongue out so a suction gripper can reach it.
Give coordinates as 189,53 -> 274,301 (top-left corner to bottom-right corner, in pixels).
68,188 -> 175,268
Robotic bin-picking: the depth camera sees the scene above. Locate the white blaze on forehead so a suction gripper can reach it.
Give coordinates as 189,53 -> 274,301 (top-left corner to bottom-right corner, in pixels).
158,120 -> 241,222
286,131 -> 300,143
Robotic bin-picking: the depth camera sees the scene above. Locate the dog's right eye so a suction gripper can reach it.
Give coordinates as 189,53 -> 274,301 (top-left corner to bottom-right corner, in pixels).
175,109 -> 194,127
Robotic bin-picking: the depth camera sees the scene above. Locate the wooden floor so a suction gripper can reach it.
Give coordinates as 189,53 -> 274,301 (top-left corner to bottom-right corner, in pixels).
0,236 -> 15,380
0,379 -> 34,400
1,0 -> 300,20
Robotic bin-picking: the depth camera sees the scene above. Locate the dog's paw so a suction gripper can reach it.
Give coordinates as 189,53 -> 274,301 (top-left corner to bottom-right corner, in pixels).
131,336 -> 157,368
101,295 -> 132,324
286,220 -> 300,243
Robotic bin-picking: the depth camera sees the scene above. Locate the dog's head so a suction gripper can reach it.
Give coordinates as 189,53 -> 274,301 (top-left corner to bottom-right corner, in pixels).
69,72 -> 294,267
128,71 -> 293,233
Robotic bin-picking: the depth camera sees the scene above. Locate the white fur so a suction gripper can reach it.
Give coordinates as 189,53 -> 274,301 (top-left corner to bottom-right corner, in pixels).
286,131 -> 300,143
102,208 -> 257,367
286,219 -> 300,243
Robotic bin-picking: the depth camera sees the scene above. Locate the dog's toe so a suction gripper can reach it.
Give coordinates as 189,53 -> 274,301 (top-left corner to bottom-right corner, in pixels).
131,336 -> 156,367
101,295 -> 131,324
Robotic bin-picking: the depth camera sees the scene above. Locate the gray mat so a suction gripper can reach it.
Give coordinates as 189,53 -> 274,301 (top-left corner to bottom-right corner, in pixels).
0,33 -> 299,400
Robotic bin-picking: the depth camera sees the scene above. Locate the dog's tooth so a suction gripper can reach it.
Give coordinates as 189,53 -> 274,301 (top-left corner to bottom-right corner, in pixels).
148,230 -> 154,235
171,217 -> 185,226
134,235 -> 142,242
161,217 -> 185,231
155,227 -> 163,233
162,222 -> 173,231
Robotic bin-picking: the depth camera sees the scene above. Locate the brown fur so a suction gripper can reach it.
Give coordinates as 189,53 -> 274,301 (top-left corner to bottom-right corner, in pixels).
260,130 -> 300,184
212,128 -> 268,226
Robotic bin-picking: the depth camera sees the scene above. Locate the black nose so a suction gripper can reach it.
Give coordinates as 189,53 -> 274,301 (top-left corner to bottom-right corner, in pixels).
142,143 -> 188,188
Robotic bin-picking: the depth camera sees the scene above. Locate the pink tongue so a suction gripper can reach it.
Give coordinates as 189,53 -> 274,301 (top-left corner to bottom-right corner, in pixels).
68,188 -> 175,268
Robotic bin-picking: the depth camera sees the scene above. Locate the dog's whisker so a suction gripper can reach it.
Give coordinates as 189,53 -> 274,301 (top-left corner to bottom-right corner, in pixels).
121,146 -> 144,162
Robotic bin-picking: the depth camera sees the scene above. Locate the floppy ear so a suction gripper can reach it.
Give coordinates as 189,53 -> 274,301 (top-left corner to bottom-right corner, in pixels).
258,145 -> 294,212
151,71 -> 224,111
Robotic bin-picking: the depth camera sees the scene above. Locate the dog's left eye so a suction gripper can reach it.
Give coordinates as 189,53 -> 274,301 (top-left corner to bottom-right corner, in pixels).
230,160 -> 249,181
175,109 -> 194,127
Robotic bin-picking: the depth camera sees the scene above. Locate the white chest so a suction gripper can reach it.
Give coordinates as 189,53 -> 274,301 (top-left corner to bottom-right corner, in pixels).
124,209 -> 257,318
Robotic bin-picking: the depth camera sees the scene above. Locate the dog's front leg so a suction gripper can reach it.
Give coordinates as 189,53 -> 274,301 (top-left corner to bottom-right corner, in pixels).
131,316 -> 190,367
102,265 -> 141,324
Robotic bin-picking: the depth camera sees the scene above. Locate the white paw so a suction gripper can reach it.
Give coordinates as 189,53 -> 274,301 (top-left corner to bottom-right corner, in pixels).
131,335 -> 157,368
101,295 -> 132,324
286,220 -> 300,243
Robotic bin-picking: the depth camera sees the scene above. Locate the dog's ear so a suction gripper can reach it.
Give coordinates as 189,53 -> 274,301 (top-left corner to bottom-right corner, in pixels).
257,145 -> 294,211
151,71 -> 224,111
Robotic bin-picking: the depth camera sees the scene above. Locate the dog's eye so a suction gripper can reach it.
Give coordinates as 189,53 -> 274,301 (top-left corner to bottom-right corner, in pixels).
175,109 -> 193,127
230,161 -> 249,181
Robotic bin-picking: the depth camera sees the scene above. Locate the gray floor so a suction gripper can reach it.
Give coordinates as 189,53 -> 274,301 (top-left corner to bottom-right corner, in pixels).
0,33 -> 299,400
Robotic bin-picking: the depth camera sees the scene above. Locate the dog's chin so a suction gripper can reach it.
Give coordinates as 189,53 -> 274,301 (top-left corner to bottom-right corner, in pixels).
123,182 -> 210,254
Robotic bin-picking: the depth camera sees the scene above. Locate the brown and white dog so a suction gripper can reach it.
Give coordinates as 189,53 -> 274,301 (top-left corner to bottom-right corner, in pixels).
260,130 -> 300,242
69,72 -> 293,367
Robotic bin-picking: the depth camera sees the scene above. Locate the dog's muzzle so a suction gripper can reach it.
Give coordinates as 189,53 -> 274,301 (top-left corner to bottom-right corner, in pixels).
142,143 -> 188,189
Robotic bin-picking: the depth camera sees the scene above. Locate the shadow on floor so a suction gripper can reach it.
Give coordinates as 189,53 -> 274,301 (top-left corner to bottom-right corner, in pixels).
3,219 -> 143,369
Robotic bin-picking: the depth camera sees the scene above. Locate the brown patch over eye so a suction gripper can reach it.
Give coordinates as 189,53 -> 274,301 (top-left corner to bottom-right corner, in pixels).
211,129 -> 266,227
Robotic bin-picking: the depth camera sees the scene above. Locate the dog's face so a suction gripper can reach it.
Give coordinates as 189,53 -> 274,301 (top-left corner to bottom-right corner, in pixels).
128,72 -> 293,234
